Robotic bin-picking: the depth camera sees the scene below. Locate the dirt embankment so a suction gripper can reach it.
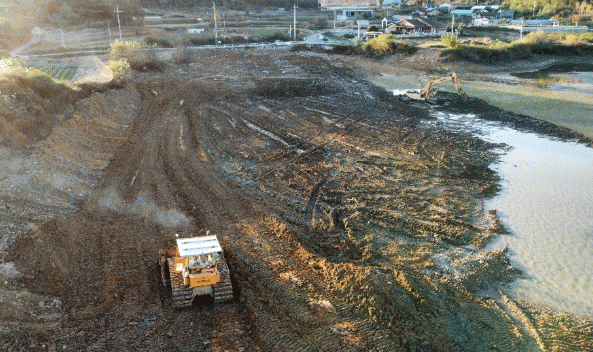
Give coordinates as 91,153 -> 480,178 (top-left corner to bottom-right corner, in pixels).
2,50 -> 592,351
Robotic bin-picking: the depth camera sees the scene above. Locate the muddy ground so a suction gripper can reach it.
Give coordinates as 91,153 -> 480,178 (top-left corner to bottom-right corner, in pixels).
2,49 -> 593,351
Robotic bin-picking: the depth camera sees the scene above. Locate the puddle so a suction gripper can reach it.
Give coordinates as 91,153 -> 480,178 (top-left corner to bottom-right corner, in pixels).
425,110 -> 593,318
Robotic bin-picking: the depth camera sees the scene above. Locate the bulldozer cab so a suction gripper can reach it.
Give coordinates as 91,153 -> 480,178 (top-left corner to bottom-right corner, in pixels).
174,236 -> 222,286
187,253 -> 217,270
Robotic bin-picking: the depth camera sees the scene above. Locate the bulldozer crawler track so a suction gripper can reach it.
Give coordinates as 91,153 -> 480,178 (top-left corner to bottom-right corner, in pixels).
166,258 -> 194,309
162,253 -> 234,308
213,256 -> 234,303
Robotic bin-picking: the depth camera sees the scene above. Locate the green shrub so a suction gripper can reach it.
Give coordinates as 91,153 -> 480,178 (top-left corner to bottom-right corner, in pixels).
439,31 -> 593,62
363,34 -> 417,56
262,30 -> 289,42
363,34 -> 393,54
109,40 -> 142,61
108,40 -> 164,72
189,35 -> 215,46
442,41 -> 532,62
107,59 -> 132,81
440,34 -> 458,49
145,36 -> 173,48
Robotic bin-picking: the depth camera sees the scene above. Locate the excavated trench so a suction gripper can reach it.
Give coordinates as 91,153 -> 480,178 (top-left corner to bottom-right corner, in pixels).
2,50 -> 592,351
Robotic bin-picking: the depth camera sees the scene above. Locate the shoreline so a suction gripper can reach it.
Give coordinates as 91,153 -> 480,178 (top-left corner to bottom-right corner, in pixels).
354,50 -> 593,140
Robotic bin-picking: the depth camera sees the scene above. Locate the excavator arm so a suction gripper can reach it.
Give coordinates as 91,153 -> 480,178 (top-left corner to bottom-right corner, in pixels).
406,72 -> 466,101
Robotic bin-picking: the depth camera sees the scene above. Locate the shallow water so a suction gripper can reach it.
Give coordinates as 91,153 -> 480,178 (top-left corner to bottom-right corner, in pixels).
512,63 -> 593,94
512,63 -> 593,79
423,110 -> 593,318
548,71 -> 593,94
484,127 -> 593,318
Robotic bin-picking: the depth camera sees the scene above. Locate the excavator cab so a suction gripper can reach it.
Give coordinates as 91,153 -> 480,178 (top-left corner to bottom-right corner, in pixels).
159,234 -> 234,308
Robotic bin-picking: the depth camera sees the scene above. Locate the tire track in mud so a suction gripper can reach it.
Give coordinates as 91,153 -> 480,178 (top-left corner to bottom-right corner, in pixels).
304,169 -> 339,233
6,80 -> 261,350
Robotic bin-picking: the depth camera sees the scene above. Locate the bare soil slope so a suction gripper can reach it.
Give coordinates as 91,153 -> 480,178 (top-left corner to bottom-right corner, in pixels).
4,50 -> 592,351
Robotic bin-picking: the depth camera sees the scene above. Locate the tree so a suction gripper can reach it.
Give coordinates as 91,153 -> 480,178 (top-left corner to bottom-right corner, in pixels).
571,13 -> 583,24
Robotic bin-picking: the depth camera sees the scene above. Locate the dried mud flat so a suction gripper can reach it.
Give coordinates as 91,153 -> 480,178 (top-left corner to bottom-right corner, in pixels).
1,49 -> 592,351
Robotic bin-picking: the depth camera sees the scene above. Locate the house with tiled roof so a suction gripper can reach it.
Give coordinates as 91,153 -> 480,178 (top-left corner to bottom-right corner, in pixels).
385,18 -> 445,34
471,7 -> 514,26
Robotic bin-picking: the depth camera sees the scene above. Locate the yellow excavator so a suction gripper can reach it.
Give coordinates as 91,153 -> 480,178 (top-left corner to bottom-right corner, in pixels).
405,72 -> 466,101
159,233 -> 233,308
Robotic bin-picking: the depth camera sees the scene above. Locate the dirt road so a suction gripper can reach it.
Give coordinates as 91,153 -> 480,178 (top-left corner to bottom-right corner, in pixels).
9,33 -> 43,58
3,49 -> 592,351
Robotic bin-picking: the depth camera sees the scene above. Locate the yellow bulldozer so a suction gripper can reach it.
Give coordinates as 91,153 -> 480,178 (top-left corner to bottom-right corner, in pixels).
159,233 -> 234,308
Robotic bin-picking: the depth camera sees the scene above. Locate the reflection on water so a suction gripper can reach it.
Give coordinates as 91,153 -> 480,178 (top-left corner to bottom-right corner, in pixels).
512,63 -> 593,92
429,110 -> 593,318
512,63 -> 593,79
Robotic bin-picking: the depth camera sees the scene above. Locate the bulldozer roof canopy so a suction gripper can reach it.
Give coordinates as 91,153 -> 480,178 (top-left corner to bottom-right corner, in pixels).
177,235 -> 222,257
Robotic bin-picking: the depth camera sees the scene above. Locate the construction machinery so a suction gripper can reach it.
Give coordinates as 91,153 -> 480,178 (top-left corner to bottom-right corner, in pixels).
159,233 -> 234,308
405,72 -> 466,101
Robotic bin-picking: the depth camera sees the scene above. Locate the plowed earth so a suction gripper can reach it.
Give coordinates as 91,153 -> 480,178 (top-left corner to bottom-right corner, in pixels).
2,50 -> 592,351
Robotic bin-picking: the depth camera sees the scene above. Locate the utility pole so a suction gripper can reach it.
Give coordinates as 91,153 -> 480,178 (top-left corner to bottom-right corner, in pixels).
61,29 -> 65,48
334,9 -> 336,30
108,22 -> 112,44
293,3 -> 297,41
114,5 -> 123,41
451,14 -> 455,34
214,2 -> 218,43
532,2 -> 536,18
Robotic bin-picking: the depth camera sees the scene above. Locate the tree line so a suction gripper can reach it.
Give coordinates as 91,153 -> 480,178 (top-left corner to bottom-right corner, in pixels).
32,0 -> 319,25
30,0 -> 593,25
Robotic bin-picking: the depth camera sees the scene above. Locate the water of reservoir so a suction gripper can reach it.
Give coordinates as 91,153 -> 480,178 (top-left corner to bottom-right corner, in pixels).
426,110 -> 593,318
511,63 -> 593,94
